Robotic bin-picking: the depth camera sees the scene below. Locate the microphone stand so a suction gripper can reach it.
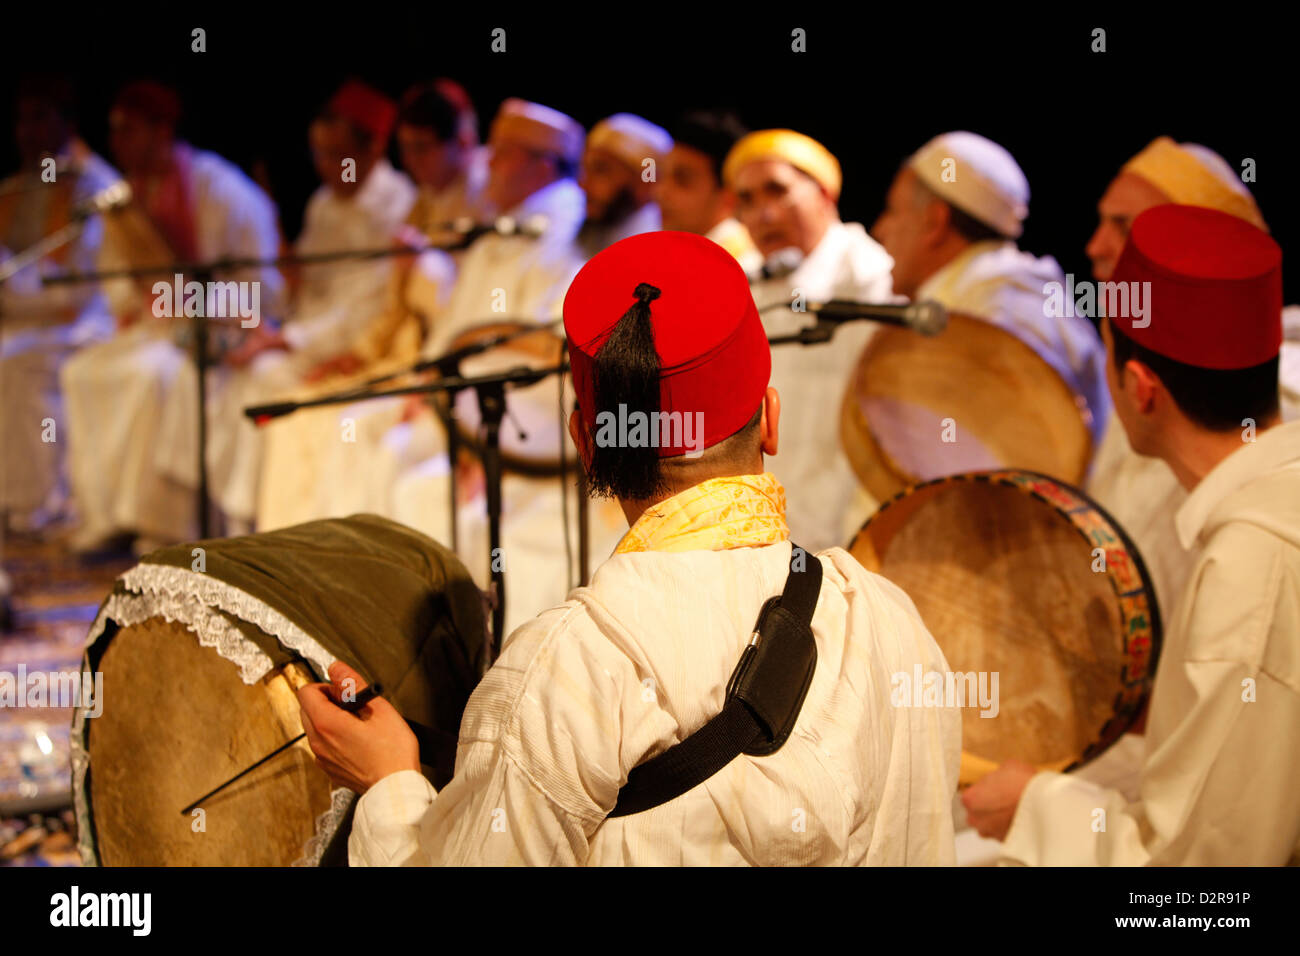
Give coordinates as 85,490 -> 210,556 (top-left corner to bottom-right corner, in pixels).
246,362 -> 565,657
42,234 -> 483,539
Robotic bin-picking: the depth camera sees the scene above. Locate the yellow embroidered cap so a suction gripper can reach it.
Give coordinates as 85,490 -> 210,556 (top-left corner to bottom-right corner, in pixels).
722,129 -> 842,201
1122,137 -> 1267,232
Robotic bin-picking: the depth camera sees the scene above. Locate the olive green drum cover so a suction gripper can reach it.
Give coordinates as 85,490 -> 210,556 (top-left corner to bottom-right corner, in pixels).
72,514 -> 488,866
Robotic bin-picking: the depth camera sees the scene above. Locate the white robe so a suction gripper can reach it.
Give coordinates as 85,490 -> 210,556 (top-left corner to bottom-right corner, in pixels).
348,541 -> 961,865
1086,305 -> 1300,619
750,220 -> 895,552
156,159 -> 416,526
59,146 -> 284,543
254,161 -> 494,532
389,179 -> 619,635
912,239 -> 1111,447
0,145 -> 118,525
999,419 -> 1300,865
275,177 -> 587,538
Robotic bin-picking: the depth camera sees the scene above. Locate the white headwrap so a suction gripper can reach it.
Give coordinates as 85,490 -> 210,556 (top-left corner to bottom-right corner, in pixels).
908,131 -> 1029,238
586,113 -> 673,170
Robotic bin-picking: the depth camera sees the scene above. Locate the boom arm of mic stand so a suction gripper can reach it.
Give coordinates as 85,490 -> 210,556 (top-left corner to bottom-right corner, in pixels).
766,322 -> 837,347
243,363 -> 567,422
359,317 -> 565,390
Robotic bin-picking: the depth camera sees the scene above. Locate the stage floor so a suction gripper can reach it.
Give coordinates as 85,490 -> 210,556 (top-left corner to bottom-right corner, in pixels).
1,529 -> 131,866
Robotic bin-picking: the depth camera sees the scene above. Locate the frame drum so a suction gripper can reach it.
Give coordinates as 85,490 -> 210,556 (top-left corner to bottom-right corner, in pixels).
73,515 -> 487,866
848,470 -> 1161,785
841,313 -> 1094,505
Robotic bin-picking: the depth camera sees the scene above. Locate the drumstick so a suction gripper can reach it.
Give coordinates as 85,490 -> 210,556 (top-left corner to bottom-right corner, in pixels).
179,682 -> 384,815
958,751 -> 1074,789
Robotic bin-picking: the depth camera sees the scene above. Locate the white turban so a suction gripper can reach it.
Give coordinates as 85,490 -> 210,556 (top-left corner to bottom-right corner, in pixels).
907,131 -> 1029,239
586,113 -> 673,170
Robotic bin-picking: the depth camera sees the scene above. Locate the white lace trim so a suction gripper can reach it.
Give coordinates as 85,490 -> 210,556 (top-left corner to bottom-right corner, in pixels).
293,788 -> 356,867
119,563 -> 337,678
74,563 -> 349,866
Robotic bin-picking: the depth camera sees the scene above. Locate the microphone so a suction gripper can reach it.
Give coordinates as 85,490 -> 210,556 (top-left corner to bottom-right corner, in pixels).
807,299 -> 948,336
439,214 -> 550,244
748,247 -> 804,284
70,180 -> 133,221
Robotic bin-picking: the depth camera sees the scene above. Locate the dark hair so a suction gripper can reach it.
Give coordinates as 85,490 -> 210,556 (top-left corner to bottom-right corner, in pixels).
316,109 -> 374,151
17,74 -> 76,123
398,81 -> 468,143
1108,318 -> 1279,431
947,202 -> 1009,243
113,80 -> 182,128
587,283 -> 666,500
669,110 -> 748,186
553,153 -> 580,180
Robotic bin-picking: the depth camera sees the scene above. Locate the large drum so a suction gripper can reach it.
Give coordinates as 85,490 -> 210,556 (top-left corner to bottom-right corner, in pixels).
73,515 -> 488,866
841,313 -> 1094,504
441,321 -> 575,474
848,470 -> 1161,785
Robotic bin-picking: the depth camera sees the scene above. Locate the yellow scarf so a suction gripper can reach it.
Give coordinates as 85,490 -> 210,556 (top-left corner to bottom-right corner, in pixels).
615,472 -> 789,554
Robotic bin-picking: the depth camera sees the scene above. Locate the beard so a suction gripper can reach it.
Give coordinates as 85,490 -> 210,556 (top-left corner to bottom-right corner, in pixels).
584,185 -> 639,228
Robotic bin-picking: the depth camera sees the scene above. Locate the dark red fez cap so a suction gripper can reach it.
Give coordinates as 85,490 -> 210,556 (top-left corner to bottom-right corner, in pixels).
1111,204 -> 1282,369
564,230 -> 771,456
328,80 -> 398,145
113,81 -> 181,127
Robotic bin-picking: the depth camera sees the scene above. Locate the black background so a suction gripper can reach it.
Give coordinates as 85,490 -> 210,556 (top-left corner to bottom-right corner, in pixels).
4,10 -> 1294,294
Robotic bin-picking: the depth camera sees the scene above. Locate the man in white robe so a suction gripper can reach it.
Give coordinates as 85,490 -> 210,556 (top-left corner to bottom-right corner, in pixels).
58,81 -> 284,550
573,113 -> 670,258
1083,137 -> 1300,622
255,80 -> 490,530
393,113 -> 673,633
297,230 -> 961,865
871,132 -> 1110,447
658,110 -> 761,275
159,81 -> 415,532
724,129 -> 895,552
963,205 -> 1300,866
310,100 -> 588,560
1,80 -> 118,530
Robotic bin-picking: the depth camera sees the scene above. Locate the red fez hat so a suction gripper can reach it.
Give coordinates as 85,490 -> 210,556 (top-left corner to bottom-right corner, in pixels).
112,81 -> 181,127
1111,204 -> 1282,369
328,80 -> 398,145
564,230 -> 771,456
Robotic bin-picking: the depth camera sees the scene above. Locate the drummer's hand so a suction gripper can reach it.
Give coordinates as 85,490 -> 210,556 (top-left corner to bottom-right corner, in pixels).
305,351 -> 362,383
228,325 -> 288,368
960,759 -> 1037,842
297,660 -> 419,794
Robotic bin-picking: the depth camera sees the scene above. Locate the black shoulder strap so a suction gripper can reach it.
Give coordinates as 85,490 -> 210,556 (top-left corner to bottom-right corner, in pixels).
608,543 -> 822,818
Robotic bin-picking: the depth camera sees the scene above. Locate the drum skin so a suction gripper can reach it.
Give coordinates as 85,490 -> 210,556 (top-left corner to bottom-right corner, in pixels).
849,470 -> 1161,785
88,622 -> 330,866
74,515 -> 488,867
841,314 -> 1093,504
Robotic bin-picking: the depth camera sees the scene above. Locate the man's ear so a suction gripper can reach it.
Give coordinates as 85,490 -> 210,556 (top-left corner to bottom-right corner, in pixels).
568,408 -> 594,469
1126,359 -> 1161,414
760,386 -> 780,457
924,198 -> 952,246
